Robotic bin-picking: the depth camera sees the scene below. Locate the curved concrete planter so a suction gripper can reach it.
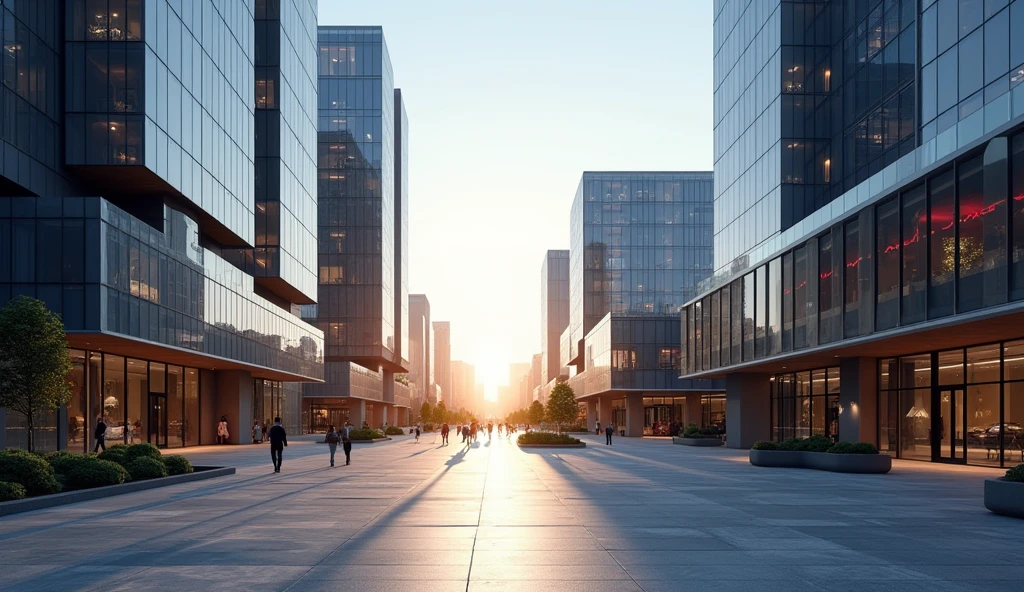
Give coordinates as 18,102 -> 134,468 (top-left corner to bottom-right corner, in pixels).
984,479 -> 1024,519
0,466 -> 235,517
672,437 -> 724,447
518,443 -> 587,449
749,449 -> 891,473
350,437 -> 392,444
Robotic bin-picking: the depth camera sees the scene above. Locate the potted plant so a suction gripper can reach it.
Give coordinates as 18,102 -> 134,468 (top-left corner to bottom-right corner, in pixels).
984,463 -> 1024,519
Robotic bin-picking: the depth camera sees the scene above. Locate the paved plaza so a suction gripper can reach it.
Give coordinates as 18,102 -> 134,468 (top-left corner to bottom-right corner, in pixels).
0,433 -> 1019,591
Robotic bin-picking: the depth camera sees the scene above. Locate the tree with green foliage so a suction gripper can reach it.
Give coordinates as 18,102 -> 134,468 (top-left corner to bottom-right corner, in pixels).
435,400 -> 448,423
0,296 -> 73,452
546,383 -> 579,433
419,400 -> 434,424
527,400 -> 545,425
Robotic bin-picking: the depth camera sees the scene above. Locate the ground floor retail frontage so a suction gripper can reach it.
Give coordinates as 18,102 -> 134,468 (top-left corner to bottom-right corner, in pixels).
0,348 -> 303,453
303,398 -> 409,434
583,391 -> 726,439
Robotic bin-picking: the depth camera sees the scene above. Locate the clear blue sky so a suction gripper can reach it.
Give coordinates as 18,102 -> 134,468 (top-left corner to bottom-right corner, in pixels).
319,0 -> 714,395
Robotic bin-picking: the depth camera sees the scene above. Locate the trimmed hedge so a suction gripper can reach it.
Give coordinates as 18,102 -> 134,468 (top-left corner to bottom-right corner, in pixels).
0,449 -> 61,496
384,426 -> 405,436
517,432 -> 582,445
45,450 -> 83,475
752,439 -> 879,454
163,455 -> 194,476
562,426 -> 590,433
752,440 -> 779,450
62,456 -> 130,489
126,457 -> 168,481
1003,463 -> 1024,483
0,481 -> 26,501
347,428 -> 385,440
826,441 -> 879,454
97,447 -> 128,467
124,443 -> 162,463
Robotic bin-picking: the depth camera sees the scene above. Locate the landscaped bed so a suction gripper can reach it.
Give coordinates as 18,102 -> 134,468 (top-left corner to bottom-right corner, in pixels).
984,463 -> 1024,519
749,436 -> 891,474
672,424 -> 724,447
0,444 -> 234,516
347,428 -> 392,443
517,432 -> 586,448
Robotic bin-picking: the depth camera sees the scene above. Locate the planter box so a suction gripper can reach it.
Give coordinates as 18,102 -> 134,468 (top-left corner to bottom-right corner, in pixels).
350,437 -> 392,444
749,450 -> 891,473
985,478 -> 1024,519
518,443 -> 587,449
673,437 -> 724,447
0,466 -> 235,517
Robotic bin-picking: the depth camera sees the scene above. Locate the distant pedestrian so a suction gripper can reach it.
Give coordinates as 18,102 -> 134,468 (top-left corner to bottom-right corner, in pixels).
487,422 -> 493,440
441,423 -> 449,446
93,416 -> 107,452
252,418 -> 263,444
217,416 -> 230,445
415,425 -> 421,442
325,425 -> 341,467
596,421 -> 601,435
462,425 -> 470,445
605,423 -> 614,445
341,422 -> 353,465
268,417 -> 287,472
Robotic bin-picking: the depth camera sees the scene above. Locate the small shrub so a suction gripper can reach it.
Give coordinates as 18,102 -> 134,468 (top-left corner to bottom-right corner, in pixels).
124,443 -> 162,463
0,449 -> 61,496
384,426 -> 405,436
126,456 -> 168,481
778,437 -> 804,451
0,481 -> 27,502
63,457 -> 129,489
1005,464 -> 1024,483
802,435 -> 834,453
346,428 -> 384,440
45,450 -> 84,475
97,447 -> 128,467
682,424 -> 703,438
751,440 -> 779,451
826,441 -> 879,454
517,432 -> 581,445
108,443 -> 129,451
563,426 -> 590,433
162,455 -> 194,476
422,423 -> 435,432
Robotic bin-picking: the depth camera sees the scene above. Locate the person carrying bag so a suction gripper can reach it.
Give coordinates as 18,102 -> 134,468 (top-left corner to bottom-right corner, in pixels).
325,425 -> 341,467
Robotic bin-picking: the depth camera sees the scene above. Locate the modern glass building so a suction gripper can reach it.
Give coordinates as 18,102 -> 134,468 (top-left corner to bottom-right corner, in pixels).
555,172 -> 723,436
541,250 -> 569,386
302,26 -> 410,430
408,293 -> 433,410
0,0 -> 324,451
682,0 -> 1024,467
433,321 -> 451,408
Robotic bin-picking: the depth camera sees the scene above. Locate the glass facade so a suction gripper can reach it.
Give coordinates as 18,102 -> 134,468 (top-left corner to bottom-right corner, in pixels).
541,250 -> 570,383
770,367 -> 840,442
568,172 -> 714,362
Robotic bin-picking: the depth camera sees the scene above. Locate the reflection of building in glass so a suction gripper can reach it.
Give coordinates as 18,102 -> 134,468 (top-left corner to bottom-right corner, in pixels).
0,0 -> 323,452
541,250 -> 569,386
302,26 -> 411,429
548,172 -> 722,437
682,0 -> 1024,468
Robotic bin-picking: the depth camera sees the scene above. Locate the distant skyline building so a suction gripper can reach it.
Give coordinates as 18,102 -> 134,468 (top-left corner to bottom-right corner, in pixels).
541,250 -> 570,385
681,0 -> 1024,469
432,321 -> 452,408
450,360 -> 475,411
0,0 -> 324,451
528,353 -> 543,406
303,25 -> 410,430
409,294 -> 433,408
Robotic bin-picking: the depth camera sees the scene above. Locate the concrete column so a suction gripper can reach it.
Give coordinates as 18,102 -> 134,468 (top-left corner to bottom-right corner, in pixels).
625,394 -> 644,437
57,407 -> 68,451
725,373 -> 770,449
214,370 -> 253,445
349,399 -> 366,429
685,395 -> 703,428
586,400 -> 598,431
839,357 -> 877,444
598,397 -> 612,426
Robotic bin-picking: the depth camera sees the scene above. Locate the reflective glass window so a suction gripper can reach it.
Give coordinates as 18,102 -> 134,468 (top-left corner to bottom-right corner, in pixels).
901,185 -> 928,324
929,170 -> 956,318
876,197 -> 900,330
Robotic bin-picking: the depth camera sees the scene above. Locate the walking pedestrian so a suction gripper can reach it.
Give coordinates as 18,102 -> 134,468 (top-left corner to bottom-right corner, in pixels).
441,423 -> 449,446
93,416 -> 107,452
252,418 -> 263,444
605,423 -> 614,445
341,421 -> 353,465
596,421 -> 601,436
325,425 -> 341,467
216,416 -> 230,445
268,417 -> 287,472
462,425 -> 470,445
415,425 -> 421,443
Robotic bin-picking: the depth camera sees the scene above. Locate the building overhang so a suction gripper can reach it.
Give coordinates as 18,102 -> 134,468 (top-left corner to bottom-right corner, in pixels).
681,302 -> 1024,379
574,388 -> 726,402
66,331 -> 324,383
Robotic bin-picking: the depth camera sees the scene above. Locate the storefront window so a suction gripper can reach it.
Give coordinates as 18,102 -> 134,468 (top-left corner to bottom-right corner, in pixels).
900,388 -> 932,461
125,358 -> 148,444
185,368 -> 200,446
102,354 -> 125,442
167,365 -> 183,447
1004,381 -> 1024,465
966,383 -> 1001,466
938,349 -> 964,385
876,197 -> 900,330
901,185 -> 928,324
929,170 -> 956,318
68,349 -> 88,452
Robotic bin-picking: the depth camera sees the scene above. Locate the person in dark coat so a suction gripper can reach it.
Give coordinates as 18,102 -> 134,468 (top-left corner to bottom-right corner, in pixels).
94,416 -> 107,452
605,423 -> 614,445
441,423 -> 450,446
267,417 -> 288,473
341,421 -> 354,465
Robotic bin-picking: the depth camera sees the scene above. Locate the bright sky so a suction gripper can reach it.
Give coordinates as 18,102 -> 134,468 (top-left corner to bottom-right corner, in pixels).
319,1 -> 714,397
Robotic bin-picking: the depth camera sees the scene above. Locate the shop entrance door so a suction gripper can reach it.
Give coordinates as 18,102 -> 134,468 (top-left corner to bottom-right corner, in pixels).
148,393 -> 167,448
644,405 -> 672,436
936,387 -> 966,463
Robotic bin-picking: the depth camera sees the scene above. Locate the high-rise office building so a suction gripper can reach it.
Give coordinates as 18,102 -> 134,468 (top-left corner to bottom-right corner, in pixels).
562,172 -> 723,436
302,26 -> 410,431
529,353 -> 543,405
409,294 -> 432,409
541,250 -> 569,386
450,360 -> 475,411
432,321 -> 451,408
681,1 -> 1024,468
0,0 -> 324,452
